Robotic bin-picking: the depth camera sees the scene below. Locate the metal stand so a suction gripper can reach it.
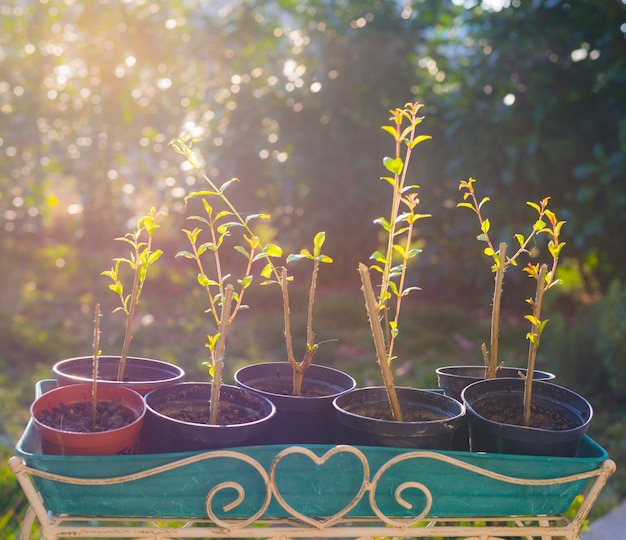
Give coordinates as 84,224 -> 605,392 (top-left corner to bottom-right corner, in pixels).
9,448 -> 615,540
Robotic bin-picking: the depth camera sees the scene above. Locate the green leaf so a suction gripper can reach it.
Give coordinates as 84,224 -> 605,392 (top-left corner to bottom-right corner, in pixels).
219,177 -> 239,193
383,156 -> 403,175
108,282 -> 123,295
147,249 -> 163,265
230,246 -> 247,259
373,217 -> 391,231
313,231 -> 326,256
370,251 -> 386,263
185,190 -> 219,201
481,218 -> 490,234
187,215 -> 211,227
197,274 -> 211,287
389,320 -> 399,337
319,254 -> 333,263
238,275 -> 253,288
392,245 -> 406,258
261,263 -> 273,279
245,213 -> 270,223
402,286 -> 422,296
217,221 -> 243,234
527,201 -> 541,213
215,210 -> 232,221
263,243 -> 283,257
381,125 -> 398,138
457,202 -> 476,211
525,314 -> 541,326
286,253 -> 307,263
388,281 -> 400,297
407,134 -> 431,149
549,240 -> 566,259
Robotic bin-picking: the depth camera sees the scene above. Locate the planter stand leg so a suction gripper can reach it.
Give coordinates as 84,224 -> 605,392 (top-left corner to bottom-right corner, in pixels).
9,457 -> 59,540
568,458 -> 617,539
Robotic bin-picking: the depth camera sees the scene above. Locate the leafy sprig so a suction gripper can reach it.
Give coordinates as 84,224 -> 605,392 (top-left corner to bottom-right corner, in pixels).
522,206 -> 565,425
177,197 -> 265,423
458,177 -> 554,377
359,102 -> 432,421
170,134 -> 332,405
101,207 -> 165,381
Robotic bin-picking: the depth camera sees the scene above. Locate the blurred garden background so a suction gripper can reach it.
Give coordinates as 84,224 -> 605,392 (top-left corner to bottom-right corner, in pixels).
1,0 -> 625,536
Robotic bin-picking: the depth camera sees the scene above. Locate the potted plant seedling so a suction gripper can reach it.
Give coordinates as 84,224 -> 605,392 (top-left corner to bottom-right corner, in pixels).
235,230 -> 357,444
461,198 -> 593,456
32,304 -> 146,456
157,135 -> 355,447
52,208 -> 185,395
436,178 -> 555,401
333,102 -> 464,449
142,150 -> 277,452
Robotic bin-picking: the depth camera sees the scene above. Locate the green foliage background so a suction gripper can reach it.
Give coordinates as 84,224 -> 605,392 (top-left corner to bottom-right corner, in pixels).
1,0 -> 625,536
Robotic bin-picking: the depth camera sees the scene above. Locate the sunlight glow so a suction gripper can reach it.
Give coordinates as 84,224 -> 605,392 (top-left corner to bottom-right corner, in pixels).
503,93 -> 516,106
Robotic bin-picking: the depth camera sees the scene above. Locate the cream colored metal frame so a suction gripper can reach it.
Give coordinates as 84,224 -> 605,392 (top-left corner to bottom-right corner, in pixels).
9,447 -> 615,540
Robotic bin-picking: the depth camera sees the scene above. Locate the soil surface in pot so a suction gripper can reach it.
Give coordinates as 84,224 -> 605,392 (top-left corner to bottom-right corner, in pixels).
35,401 -> 135,432
475,401 -> 579,430
253,380 -> 336,397
156,402 -> 263,425
346,403 -> 449,422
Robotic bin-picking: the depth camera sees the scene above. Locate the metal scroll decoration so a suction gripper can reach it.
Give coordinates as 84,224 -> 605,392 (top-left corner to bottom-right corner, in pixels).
12,445 -> 610,532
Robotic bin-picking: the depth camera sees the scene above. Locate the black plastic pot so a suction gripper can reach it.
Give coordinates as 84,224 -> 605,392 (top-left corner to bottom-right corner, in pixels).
53,356 -> 185,396
234,362 -> 357,444
462,378 -> 592,457
436,365 -> 555,402
143,383 -> 276,453
436,366 -> 555,451
332,386 -> 465,449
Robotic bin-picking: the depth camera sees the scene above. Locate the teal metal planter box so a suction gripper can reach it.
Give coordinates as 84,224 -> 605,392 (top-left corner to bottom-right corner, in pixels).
15,382 -> 609,522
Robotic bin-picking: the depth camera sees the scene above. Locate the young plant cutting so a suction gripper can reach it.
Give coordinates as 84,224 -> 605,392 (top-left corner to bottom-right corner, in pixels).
436,180 -> 559,402
459,185 -> 594,456
457,178 -> 558,379
517,204 -> 567,427
101,207 -> 165,381
333,102 -> 465,448
359,102 -> 433,421
52,208 -> 184,394
31,304 -> 146,456
172,134 -> 336,396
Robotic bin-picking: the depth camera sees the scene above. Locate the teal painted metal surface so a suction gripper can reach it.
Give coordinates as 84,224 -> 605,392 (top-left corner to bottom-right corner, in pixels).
15,421 -> 607,520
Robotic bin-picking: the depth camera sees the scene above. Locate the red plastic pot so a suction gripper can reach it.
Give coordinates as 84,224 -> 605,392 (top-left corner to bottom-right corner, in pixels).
31,383 -> 146,456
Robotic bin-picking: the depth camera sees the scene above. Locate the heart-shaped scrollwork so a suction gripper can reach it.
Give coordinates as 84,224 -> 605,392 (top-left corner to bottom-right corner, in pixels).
270,445 -> 370,528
